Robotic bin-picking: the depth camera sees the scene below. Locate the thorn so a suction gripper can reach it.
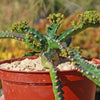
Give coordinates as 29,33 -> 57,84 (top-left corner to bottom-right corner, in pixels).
55,86 -> 59,89
40,39 -> 42,41
75,67 -> 78,70
30,32 -> 32,34
81,69 -> 83,72
67,32 -> 70,35
54,70 -> 57,73
57,92 -> 61,95
53,39 -> 55,41
55,76 -> 58,78
86,71 -> 89,74
56,40 -> 58,42
34,35 -> 37,37
92,75 -> 95,78
55,80 -> 58,82
78,69 -> 80,71
25,29 -> 27,31
58,97 -> 62,100
96,76 -> 98,79
58,43 -> 60,45
63,36 -> 65,39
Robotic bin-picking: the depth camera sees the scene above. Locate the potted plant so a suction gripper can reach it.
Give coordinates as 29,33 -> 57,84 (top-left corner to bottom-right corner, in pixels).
0,11 -> 100,100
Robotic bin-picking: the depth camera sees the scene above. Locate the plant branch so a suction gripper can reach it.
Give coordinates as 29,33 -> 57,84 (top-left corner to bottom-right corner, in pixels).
0,31 -> 26,41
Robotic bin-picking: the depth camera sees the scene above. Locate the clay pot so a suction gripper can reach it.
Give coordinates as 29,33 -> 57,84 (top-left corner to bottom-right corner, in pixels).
0,56 -> 99,100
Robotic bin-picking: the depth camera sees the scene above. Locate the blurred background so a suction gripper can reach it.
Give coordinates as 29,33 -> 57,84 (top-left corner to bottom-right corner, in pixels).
0,0 -> 100,99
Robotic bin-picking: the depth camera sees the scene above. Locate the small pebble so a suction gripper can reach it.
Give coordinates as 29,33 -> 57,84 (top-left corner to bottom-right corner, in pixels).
0,57 -> 99,71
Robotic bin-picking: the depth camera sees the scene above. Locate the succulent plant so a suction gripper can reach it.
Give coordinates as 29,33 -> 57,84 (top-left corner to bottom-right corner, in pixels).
0,11 -> 100,100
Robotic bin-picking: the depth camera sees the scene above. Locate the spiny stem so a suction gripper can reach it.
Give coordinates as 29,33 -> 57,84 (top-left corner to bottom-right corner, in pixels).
25,29 -> 48,52
57,23 -> 100,42
67,47 -> 100,86
41,54 -> 64,100
50,68 -> 64,100
0,31 -> 26,41
57,11 -> 100,42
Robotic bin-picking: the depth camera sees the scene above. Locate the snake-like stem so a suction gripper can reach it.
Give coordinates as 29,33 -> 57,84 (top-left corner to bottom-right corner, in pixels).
66,47 -> 100,86
57,11 -> 100,42
0,31 -> 25,41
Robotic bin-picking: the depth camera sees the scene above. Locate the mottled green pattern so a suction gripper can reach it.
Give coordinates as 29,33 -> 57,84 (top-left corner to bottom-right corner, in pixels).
47,13 -> 64,24
25,28 -> 48,52
72,11 -> 100,30
10,21 -> 29,33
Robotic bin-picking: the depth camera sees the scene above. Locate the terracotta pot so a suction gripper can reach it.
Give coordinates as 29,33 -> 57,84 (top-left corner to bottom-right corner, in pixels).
0,56 -> 99,100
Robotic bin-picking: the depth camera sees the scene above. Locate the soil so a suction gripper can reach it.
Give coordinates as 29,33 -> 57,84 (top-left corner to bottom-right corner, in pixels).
0,57 -> 99,71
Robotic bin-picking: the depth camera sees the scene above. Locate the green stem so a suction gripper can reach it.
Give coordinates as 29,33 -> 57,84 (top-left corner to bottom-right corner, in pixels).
67,47 -> 100,86
57,23 -> 100,42
41,54 -> 64,100
50,68 -> 64,100
0,31 -> 25,41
